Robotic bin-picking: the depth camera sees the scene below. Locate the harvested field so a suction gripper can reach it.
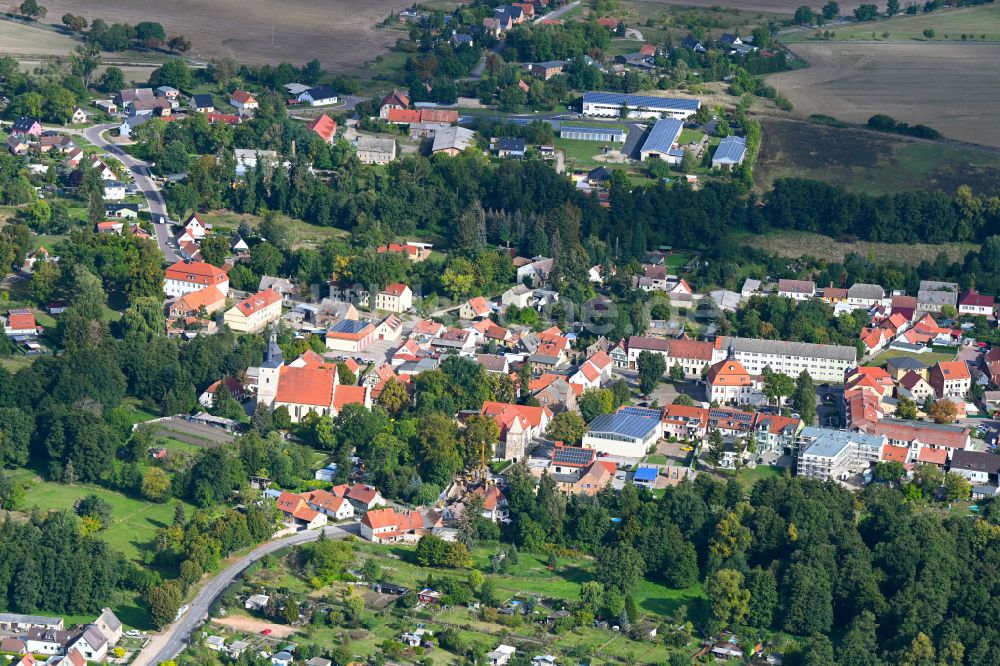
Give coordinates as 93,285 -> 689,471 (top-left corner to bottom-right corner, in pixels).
743,230 -> 976,266
628,1 -> 870,14
770,41 -> 1000,147
146,417 -> 235,447
0,19 -> 82,57
38,0 -> 415,69
755,117 -> 1000,196
782,4 -> 1000,42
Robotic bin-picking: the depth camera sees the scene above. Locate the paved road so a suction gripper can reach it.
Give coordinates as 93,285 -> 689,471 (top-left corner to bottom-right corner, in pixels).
134,523 -> 358,666
534,0 -> 580,24
53,122 -> 179,263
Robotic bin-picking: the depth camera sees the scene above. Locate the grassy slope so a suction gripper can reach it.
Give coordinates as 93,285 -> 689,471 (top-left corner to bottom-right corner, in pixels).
783,5 -> 1000,42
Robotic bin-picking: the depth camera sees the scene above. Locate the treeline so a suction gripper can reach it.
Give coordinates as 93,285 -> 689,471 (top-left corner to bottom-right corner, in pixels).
0,510 -> 137,614
725,294 -> 867,350
498,467 -> 1000,664
504,20 -> 611,62
867,114 -> 940,140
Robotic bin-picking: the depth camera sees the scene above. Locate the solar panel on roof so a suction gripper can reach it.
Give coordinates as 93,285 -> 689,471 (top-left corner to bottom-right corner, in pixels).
619,406 -> 663,418
641,118 -> 683,154
588,413 -> 659,438
709,409 -> 752,422
583,91 -> 701,111
553,447 -> 594,466
329,319 -> 370,334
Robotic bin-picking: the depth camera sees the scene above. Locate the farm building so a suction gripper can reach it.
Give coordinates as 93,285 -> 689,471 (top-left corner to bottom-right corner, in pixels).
639,118 -> 684,164
559,125 -> 626,142
712,136 -> 748,169
581,92 -> 700,120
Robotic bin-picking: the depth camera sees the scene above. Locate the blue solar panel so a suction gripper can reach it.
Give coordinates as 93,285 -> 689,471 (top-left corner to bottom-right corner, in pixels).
641,118 -> 683,155
329,319 -> 370,334
633,467 -> 658,481
553,446 -> 595,466
713,135 -> 747,163
588,413 -> 659,439
583,91 -> 701,112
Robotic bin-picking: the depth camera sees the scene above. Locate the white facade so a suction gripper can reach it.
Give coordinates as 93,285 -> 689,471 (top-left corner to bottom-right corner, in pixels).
713,336 -> 856,383
796,428 -> 886,481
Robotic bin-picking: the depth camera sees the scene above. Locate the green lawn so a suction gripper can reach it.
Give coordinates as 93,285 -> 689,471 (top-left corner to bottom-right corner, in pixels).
734,464 -> 786,491
604,39 -> 646,57
8,467 -> 196,565
643,454 -> 668,465
196,210 -> 348,249
866,348 -> 956,368
553,137 -> 626,170
678,128 -> 705,145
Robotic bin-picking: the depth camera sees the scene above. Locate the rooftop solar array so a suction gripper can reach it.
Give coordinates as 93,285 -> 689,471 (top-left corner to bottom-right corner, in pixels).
329,319 -> 371,334
713,135 -> 747,162
583,91 -> 701,111
587,413 -> 660,438
552,446 -> 595,467
710,409 -> 753,423
641,118 -> 684,155
619,406 -> 664,419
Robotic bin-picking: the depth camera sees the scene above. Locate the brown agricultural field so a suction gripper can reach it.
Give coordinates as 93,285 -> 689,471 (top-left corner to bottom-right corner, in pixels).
743,230 -> 977,266
37,0 -> 416,69
631,1 -> 870,14
770,41 -> 1000,148
754,117 -> 1000,196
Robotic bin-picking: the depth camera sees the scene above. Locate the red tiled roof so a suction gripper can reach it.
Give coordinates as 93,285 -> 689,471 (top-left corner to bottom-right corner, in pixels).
205,113 -> 241,125
235,289 -> 281,316
386,108 -> 421,124
960,289 -> 993,308
165,260 -> 227,285
6,309 -> 37,331
418,109 -> 458,123
482,401 -> 551,429
306,114 -> 337,142
707,359 -> 753,386
348,483 -> 381,505
917,447 -> 949,465
382,282 -> 409,297
628,335 -> 670,352
362,507 -> 398,529
275,365 -> 336,407
231,89 -> 256,104
171,285 -> 226,315
668,338 -> 713,360
333,384 -> 366,410
868,420 -> 968,450
935,361 -> 971,380
381,90 -> 410,109
881,444 -> 909,463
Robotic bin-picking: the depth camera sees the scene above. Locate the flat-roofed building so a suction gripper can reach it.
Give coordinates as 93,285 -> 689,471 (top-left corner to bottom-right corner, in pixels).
796,427 -> 886,481
582,91 -> 700,120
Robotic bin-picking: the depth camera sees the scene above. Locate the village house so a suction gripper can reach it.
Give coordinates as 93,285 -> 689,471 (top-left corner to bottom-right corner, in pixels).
529,374 -> 579,413
360,507 -> 432,543
777,279 -> 816,300
224,289 -> 283,333
168,285 -> 227,319
3,309 -> 41,337
301,489 -> 355,520
229,90 -> 259,111
706,351 -> 764,406
274,491 -> 329,530
375,283 -> 413,313
929,361 -> 972,399
306,114 -> 338,143
164,260 -> 229,298
949,449 -> 1000,485
461,296 -> 493,320
298,85 -> 338,106
917,280 -> 959,313
376,242 -> 432,262
568,351 -> 613,390
379,90 -> 411,118
959,289 -> 994,318
847,283 -> 886,309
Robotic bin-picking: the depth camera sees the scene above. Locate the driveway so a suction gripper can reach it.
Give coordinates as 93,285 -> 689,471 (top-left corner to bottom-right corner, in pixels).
132,523 -> 358,666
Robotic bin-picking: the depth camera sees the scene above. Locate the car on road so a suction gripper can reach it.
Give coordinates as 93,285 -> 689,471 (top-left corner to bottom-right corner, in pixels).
260,629 -> 272,635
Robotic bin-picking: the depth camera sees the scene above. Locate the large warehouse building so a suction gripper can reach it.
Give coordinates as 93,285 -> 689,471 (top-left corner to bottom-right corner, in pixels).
582,91 -> 701,119
559,125 -> 627,142
639,117 -> 684,163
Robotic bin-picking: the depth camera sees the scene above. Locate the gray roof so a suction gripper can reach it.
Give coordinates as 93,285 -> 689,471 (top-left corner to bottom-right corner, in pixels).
0,612 -> 62,625
847,283 -> 885,300
587,412 -> 660,439
641,118 -> 683,155
886,356 -> 928,371
356,136 -> 396,154
918,290 -> 958,307
799,427 -> 885,458
950,450 -> 1000,475
713,135 -> 747,163
98,608 -> 122,632
432,126 -> 475,153
919,280 -> 958,292
560,125 -> 626,138
718,336 -> 857,362
583,91 -> 701,112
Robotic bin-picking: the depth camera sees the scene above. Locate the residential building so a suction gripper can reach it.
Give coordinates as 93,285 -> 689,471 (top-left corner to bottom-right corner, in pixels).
929,361 -> 971,399
487,645 -> 517,666
360,507 -> 431,543
796,427 -> 886,481
582,407 -> 662,458
581,91 -> 701,120
376,242 -> 432,262
949,449 -> 1000,485
96,220 -> 124,234
190,94 -> 215,113
340,483 -> 386,512
168,284 -> 227,319
897,371 -> 935,402
3,309 -> 40,336
959,289 -> 994,318
461,296 -> 493,320
379,90 -> 410,118
712,336 -> 856,383
103,181 -> 126,200
164,260 -> 229,298
886,355 -> 929,381
917,280 -> 959,313
639,117 -> 684,164
847,283 -> 886,309
530,374 -> 579,413
712,135 -> 748,169
325,319 -> 376,353
234,148 -> 283,176
356,136 -> 397,164
661,404 -> 709,441
229,90 -> 258,111
495,137 -> 527,158
516,257 -> 554,286
224,289 -> 283,333
867,419 -> 969,460
777,279 -> 816,300
706,353 -> 764,406
375,314 -> 403,341
301,489 -> 355,520
298,86 -> 338,106
0,614 -> 63,632
753,414 -> 803,453
306,114 -> 338,143
482,401 -> 553,461
375,283 -> 413,312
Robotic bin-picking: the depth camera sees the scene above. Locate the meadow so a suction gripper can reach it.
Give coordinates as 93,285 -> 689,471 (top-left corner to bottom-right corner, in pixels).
782,4 -> 1000,42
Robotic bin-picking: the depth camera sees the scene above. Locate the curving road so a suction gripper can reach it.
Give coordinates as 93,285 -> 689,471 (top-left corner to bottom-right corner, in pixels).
52,122 -> 179,263
133,523 -> 359,666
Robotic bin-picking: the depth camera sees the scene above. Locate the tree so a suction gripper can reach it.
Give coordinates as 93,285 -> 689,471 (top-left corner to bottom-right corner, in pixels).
705,429 -> 725,466
896,396 -> 918,420
854,4 -> 880,20
900,632 -> 935,666
781,562 -> 833,635
637,350 -> 666,396
923,28 -> 935,39
167,35 -> 192,53
376,378 -> 409,415
763,371 -> 795,405
794,5 -> 817,24
874,461 -> 906,484
141,467 -> 172,502
150,59 -> 192,90
199,235 -> 231,267
792,370 -> 816,424
927,399 -> 957,424
160,141 -> 190,175
943,472 -> 970,501
18,0 -> 46,19
146,581 -> 182,628
596,543 -> 644,593
822,1 -> 840,20
705,569 -> 749,628
578,388 -> 614,422
545,411 -> 587,445
800,635 -> 835,666
887,0 -> 900,16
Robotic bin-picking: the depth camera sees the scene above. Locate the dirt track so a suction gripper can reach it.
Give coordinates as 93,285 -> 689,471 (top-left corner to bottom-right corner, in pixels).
772,41 -> 1000,148
38,0 -> 415,69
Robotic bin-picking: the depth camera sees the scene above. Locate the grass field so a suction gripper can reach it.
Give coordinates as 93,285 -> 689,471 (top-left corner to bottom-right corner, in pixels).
0,18 -> 83,57
866,348 -> 957,368
743,230 -> 976,266
755,117 -> 1000,195
553,137 -> 618,169
783,5 -> 1000,42
196,210 -> 348,249
39,0 -> 415,69
7,467 -> 196,565
770,41 -> 1000,148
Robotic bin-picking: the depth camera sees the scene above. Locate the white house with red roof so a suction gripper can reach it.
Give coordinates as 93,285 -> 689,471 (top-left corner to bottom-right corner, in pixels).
481,401 -> 552,461
376,242 -> 431,262
301,489 -> 354,520
182,213 -> 208,240
705,350 -> 764,406
360,507 -> 431,543
568,350 -> 614,390
326,319 -> 376,352
343,483 -> 386,512
164,260 -> 229,298
229,90 -> 258,111
460,296 -> 493,320
375,283 -> 413,313
379,90 -> 411,118
3,309 -> 41,337
275,491 -> 328,530
959,289 -> 994,318
224,289 -> 282,333
929,361 -> 972,399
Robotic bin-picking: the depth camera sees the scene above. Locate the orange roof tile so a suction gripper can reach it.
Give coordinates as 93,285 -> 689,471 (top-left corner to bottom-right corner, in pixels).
275,365 -> 336,406
881,445 -> 909,463
235,289 -> 281,316
333,384 -> 366,410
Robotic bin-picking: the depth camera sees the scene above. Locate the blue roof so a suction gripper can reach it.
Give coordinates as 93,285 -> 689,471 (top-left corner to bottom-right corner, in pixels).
641,118 -> 684,155
561,126 -> 626,137
587,412 -> 660,439
328,319 -> 371,334
583,91 -> 701,112
713,135 -> 747,163
633,467 -> 658,482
